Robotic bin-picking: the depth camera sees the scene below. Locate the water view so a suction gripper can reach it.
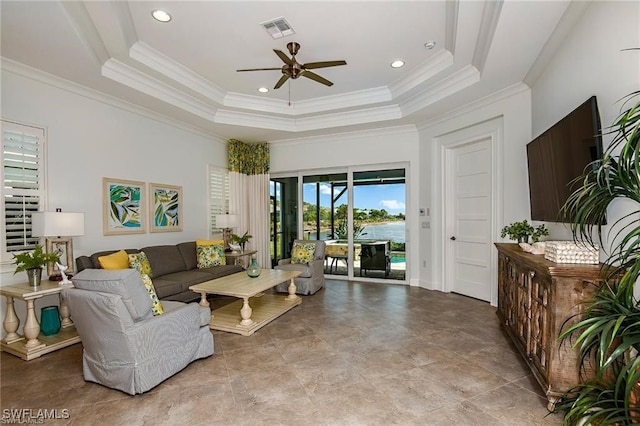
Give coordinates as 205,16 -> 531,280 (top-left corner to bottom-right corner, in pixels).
359,221 -> 405,243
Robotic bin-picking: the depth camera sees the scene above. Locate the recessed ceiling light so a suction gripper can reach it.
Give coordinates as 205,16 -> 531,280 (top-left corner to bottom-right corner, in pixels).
258,87 -> 269,93
152,10 -> 172,23
390,60 -> 405,69
424,41 -> 436,50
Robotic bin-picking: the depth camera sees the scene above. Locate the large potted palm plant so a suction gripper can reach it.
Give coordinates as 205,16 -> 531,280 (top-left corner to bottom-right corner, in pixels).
556,89 -> 640,424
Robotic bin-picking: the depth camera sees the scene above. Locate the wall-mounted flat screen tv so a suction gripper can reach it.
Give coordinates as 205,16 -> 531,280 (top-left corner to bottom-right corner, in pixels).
526,96 -> 603,223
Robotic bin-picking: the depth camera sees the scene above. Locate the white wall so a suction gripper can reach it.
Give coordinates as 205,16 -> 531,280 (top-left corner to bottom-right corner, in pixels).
0,67 -> 227,331
530,1 -> 640,243
270,125 -> 421,285
418,85 -> 532,295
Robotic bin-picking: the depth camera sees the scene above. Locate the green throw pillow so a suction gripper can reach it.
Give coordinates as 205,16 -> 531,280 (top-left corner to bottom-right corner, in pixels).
291,242 -> 316,264
140,274 -> 163,316
197,244 -> 226,268
128,252 -> 153,277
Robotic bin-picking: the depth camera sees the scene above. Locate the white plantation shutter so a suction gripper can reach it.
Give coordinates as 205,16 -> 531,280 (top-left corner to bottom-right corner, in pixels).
208,164 -> 229,236
1,120 -> 46,259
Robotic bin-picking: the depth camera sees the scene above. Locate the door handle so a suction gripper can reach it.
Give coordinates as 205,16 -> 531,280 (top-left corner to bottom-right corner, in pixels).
450,236 -> 456,241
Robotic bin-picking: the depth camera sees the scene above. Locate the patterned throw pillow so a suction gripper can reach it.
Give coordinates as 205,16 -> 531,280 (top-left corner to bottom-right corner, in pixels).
98,250 -> 129,269
128,252 -> 153,277
291,242 -> 316,264
196,244 -> 226,268
140,274 -> 164,316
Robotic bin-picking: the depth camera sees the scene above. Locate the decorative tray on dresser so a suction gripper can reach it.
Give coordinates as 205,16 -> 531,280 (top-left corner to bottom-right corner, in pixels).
494,243 -> 604,410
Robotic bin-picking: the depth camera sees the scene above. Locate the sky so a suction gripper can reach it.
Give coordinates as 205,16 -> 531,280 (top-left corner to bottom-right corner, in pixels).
304,182 -> 406,214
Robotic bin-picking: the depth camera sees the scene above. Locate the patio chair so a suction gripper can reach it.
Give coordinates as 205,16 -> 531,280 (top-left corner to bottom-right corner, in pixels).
360,241 -> 391,278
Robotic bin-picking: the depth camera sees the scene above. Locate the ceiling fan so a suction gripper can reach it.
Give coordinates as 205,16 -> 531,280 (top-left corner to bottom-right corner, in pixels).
237,42 -> 347,89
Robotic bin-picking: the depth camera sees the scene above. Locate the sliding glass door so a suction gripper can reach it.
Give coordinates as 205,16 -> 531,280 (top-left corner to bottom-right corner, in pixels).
352,169 -> 406,281
270,165 -> 406,282
302,173 -> 348,276
270,177 -> 298,267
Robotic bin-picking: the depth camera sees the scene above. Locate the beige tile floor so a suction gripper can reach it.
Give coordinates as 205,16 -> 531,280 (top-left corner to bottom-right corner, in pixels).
0,280 -> 564,425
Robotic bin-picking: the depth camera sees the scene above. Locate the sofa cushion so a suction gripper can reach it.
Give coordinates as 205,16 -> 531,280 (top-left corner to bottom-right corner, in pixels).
98,250 -> 130,269
141,245 -> 186,277
72,269 -> 153,321
177,241 -> 197,270
149,278 -> 183,300
200,264 -> 244,279
84,249 -> 139,270
160,270 -> 220,293
140,274 -> 164,316
196,244 -> 226,268
291,242 -> 316,264
128,252 -> 153,277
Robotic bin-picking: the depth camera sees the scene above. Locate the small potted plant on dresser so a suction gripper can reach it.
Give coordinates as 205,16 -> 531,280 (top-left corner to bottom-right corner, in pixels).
500,220 -> 549,243
13,245 -> 60,287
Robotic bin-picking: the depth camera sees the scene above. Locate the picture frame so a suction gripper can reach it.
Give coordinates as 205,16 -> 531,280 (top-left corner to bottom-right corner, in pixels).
103,178 -> 146,235
149,182 -> 183,233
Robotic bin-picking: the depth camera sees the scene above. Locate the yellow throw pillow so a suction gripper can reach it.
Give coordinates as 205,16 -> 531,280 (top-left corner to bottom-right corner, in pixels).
140,274 -> 163,316
98,250 -> 130,270
291,242 -> 317,264
196,239 -> 225,247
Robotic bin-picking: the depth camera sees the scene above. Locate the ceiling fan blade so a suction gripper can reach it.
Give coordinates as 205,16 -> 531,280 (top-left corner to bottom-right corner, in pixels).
273,49 -> 293,66
236,68 -> 282,72
303,60 -> 347,70
302,71 -> 333,87
274,74 -> 290,89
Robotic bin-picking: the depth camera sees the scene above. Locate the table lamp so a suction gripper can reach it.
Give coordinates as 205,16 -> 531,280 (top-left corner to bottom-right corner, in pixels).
215,214 -> 239,249
31,209 -> 85,280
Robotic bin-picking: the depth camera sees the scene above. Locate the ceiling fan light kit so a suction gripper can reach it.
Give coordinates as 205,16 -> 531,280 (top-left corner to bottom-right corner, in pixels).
237,42 -> 347,90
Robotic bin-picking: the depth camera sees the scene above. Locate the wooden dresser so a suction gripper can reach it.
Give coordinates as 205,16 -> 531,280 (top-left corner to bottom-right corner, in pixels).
495,243 -> 603,410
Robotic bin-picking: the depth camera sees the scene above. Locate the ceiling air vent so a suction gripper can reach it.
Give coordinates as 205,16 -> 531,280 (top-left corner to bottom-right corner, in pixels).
260,17 -> 295,39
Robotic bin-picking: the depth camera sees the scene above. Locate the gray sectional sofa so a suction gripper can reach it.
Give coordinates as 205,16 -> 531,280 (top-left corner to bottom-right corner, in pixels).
76,241 -> 243,302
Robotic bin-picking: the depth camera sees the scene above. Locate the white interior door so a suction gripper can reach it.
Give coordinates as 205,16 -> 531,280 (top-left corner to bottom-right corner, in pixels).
446,138 -> 493,302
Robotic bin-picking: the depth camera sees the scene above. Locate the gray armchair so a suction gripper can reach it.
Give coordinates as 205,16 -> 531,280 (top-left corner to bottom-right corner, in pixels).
63,269 -> 213,395
274,240 -> 326,295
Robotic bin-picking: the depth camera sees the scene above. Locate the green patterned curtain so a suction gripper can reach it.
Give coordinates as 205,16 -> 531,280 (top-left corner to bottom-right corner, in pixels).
228,139 -> 269,175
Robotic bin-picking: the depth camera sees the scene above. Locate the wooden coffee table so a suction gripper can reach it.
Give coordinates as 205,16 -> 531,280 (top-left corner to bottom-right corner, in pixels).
189,269 -> 301,336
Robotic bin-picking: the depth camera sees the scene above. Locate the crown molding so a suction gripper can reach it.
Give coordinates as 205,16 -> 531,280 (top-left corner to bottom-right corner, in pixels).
129,41 -> 226,103
389,49 -> 454,98
445,0 -> 459,54
1,58 -> 220,141
102,58 -> 217,122
224,85 -> 392,116
214,104 -> 402,133
271,123 -> 417,146
401,65 -> 480,116
59,1 -> 110,66
472,0 -> 504,72
524,1 -> 591,87
416,81 -> 529,130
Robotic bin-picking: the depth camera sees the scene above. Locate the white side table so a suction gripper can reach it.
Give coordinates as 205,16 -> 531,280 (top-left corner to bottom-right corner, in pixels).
224,250 -> 257,269
1,281 -> 80,360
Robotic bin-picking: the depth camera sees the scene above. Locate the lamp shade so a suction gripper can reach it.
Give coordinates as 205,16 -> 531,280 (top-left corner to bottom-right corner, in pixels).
215,214 -> 239,229
32,212 -> 85,237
